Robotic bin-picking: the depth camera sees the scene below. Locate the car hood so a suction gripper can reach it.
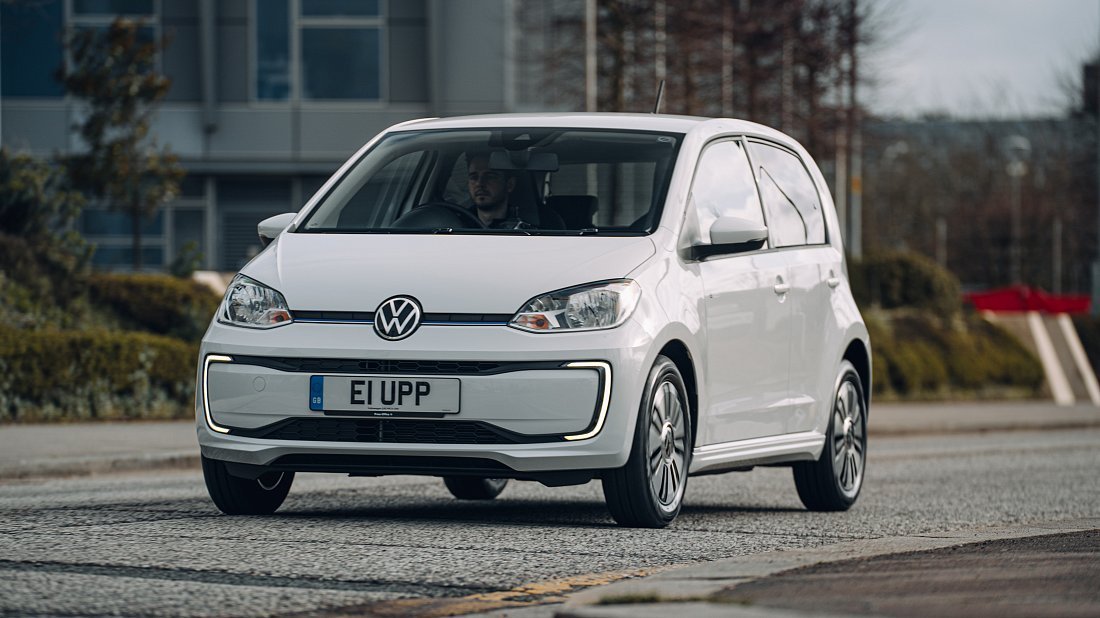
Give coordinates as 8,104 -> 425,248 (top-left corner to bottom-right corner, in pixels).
241,232 -> 657,313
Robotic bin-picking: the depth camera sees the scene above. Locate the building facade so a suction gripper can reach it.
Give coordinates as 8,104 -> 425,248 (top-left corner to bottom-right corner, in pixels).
1,0 -> 531,271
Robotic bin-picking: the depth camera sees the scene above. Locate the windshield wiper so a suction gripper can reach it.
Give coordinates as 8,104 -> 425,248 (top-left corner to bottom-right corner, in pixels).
578,227 -> 600,235
431,228 -> 454,234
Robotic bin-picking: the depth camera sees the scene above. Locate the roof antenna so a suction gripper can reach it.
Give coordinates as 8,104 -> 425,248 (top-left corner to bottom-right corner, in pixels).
652,80 -> 665,114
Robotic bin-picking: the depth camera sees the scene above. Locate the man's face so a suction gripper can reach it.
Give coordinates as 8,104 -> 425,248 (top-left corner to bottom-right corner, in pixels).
468,157 -> 514,211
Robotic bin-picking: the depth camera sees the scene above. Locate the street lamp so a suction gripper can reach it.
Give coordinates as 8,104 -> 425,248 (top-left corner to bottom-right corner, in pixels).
1004,136 -> 1031,285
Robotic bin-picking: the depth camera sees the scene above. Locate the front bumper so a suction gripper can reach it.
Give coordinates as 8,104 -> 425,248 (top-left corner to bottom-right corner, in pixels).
196,319 -> 653,474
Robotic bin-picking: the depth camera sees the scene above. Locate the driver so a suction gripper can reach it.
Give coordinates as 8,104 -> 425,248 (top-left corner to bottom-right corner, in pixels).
466,153 -> 516,227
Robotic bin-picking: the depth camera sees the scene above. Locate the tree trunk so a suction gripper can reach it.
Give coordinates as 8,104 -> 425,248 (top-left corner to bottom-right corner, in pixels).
132,204 -> 144,270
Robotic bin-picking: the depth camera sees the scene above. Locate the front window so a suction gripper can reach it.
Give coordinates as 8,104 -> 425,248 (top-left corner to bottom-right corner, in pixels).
298,128 -> 682,235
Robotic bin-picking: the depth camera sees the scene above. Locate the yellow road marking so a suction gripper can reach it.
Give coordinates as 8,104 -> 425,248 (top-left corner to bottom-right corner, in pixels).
327,567 -> 665,618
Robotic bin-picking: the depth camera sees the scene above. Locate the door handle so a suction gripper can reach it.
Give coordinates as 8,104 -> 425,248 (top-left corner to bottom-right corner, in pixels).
827,277 -> 840,289
773,283 -> 790,295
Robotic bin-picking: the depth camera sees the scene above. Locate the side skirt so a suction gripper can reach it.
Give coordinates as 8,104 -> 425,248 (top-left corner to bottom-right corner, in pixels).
689,431 -> 825,476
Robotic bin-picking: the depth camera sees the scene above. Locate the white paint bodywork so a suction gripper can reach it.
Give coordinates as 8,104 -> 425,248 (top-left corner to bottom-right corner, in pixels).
197,113 -> 870,479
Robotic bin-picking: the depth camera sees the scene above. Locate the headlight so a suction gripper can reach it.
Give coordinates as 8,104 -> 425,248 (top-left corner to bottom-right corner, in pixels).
510,280 -> 640,332
218,275 -> 293,329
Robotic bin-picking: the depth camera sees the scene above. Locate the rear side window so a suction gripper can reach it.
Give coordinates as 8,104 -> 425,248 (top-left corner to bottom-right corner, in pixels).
690,140 -> 765,241
748,142 -> 825,247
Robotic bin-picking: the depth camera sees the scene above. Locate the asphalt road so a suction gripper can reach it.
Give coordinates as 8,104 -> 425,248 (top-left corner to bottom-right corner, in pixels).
1,428 -> 1098,617
718,529 -> 1100,618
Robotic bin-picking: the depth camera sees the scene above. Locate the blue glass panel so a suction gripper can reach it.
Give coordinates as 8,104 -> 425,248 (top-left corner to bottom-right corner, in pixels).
301,0 -> 379,17
91,246 -> 164,267
72,0 -> 154,14
82,210 -> 164,236
0,1 -> 64,98
301,27 -> 379,100
178,175 -> 205,198
256,0 -> 290,100
75,24 -> 155,47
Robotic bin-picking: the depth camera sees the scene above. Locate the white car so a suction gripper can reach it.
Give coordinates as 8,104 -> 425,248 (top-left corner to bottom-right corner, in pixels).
197,113 -> 871,528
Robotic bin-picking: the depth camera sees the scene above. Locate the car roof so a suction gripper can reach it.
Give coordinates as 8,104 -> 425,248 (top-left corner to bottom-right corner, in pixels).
389,113 -> 789,141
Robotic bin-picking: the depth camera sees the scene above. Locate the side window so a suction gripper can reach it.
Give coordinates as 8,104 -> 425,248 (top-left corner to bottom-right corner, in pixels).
748,142 -> 825,247
690,140 -> 765,243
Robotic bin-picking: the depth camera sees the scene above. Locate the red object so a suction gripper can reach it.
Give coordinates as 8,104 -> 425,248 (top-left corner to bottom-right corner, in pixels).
965,286 -> 1092,314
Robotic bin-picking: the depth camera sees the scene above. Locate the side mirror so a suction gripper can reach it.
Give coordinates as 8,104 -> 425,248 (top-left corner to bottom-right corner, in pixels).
258,213 -> 297,247
693,216 -> 768,259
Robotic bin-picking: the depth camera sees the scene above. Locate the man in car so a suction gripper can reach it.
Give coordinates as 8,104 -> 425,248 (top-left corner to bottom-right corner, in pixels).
467,153 -> 517,227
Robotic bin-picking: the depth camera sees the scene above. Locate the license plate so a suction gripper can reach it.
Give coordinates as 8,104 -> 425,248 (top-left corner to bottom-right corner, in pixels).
309,375 -> 460,414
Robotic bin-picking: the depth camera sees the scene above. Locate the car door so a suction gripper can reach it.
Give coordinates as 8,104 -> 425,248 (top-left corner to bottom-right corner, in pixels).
747,141 -> 834,435
689,139 -> 794,446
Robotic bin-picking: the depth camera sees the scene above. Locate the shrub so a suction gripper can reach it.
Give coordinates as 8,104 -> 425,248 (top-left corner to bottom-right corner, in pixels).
0,149 -> 86,250
849,251 -> 961,316
864,311 -> 893,397
0,234 -> 88,308
0,326 -> 196,422
89,273 -> 220,341
970,318 -> 1044,390
867,309 -> 1043,400
887,339 -> 947,395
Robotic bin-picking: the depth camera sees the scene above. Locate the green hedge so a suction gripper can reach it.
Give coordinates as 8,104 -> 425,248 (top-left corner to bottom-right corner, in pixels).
0,326 -> 197,422
868,310 -> 1044,399
849,251 -> 961,316
89,273 -> 220,340
0,233 -> 93,328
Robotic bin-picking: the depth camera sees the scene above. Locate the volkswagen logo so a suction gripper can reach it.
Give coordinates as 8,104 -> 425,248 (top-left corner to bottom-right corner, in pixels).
373,295 -> 423,341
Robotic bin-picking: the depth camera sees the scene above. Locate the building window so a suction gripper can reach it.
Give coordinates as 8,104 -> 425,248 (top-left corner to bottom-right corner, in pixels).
91,247 -> 165,268
81,208 -> 166,270
256,0 -> 290,100
1,1 -> 65,97
254,0 -> 384,102
72,0 -> 154,15
82,210 -> 164,236
68,0 -> 159,68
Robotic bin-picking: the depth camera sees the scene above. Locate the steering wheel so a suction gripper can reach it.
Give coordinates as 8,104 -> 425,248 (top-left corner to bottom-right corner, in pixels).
391,201 -> 485,229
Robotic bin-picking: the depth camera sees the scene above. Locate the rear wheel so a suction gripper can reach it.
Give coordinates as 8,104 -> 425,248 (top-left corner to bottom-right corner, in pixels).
793,360 -> 866,511
202,455 -> 294,515
443,477 -> 509,500
602,355 -> 691,528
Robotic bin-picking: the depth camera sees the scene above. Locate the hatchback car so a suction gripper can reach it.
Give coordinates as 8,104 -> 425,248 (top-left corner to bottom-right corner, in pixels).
197,113 -> 871,528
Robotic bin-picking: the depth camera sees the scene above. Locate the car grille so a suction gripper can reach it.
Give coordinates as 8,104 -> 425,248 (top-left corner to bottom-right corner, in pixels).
292,310 -> 512,324
239,417 -> 526,444
268,454 -> 515,475
230,356 -> 562,375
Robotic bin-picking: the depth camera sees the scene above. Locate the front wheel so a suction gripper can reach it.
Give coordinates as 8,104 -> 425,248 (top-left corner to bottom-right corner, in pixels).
602,355 -> 692,528
442,477 -> 509,500
202,456 -> 294,515
792,360 -> 867,511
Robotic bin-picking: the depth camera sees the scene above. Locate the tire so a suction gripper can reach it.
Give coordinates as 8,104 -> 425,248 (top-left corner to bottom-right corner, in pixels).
602,355 -> 692,528
442,477 -> 509,500
793,360 -> 867,511
202,455 -> 294,515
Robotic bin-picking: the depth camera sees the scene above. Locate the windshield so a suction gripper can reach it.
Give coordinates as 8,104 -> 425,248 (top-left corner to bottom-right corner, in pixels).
298,128 -> 682,236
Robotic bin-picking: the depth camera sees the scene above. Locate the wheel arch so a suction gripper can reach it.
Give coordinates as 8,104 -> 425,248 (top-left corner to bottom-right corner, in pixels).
842,337 -> 872,412
657,339 -> 699,448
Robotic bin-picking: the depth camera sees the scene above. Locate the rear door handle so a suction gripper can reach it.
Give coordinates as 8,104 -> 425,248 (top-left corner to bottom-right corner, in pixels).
827,277 -> 840,289
773,283 -> 790,295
